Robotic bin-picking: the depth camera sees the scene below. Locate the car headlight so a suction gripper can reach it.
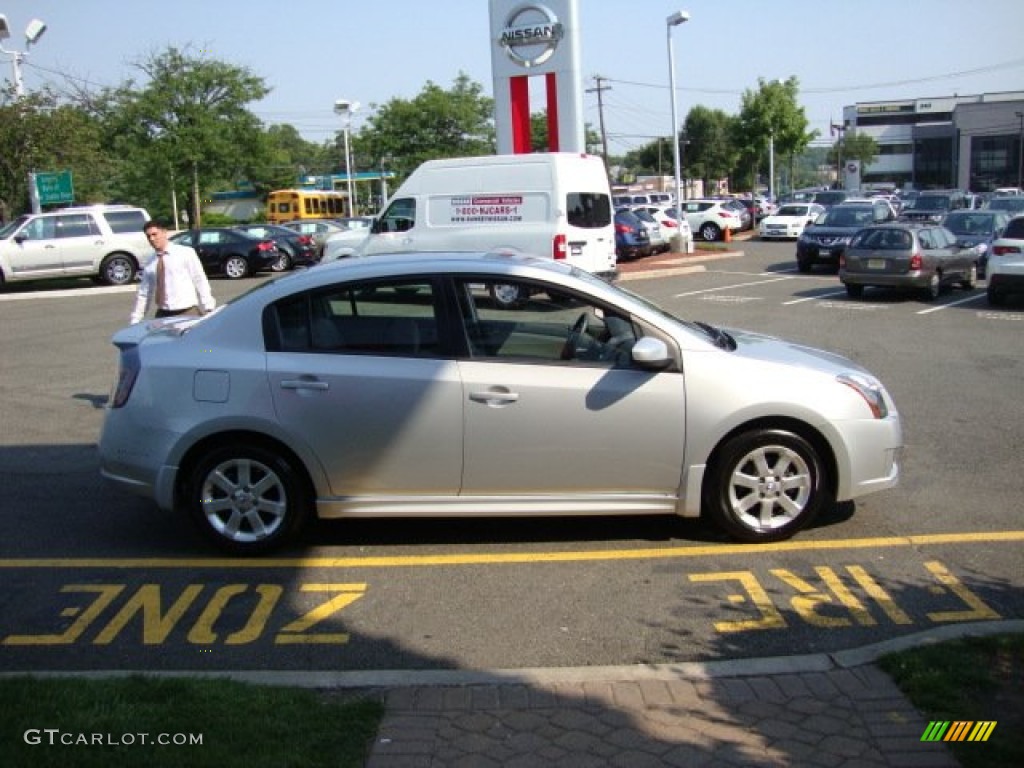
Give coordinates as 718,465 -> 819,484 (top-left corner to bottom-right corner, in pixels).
976,243 -> 989,254
837,372 -> 888,419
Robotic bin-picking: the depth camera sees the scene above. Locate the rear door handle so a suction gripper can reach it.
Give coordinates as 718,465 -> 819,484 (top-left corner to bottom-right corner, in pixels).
281,378 -> 329,391
469,389 -> 519,406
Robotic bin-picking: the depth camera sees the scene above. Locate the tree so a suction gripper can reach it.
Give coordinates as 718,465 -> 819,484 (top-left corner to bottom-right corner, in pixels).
0,86 -> 111,221
735,78 -> 817,194
103,46 -> 271,225
353,73 -> 494,182
827,131 -> 879,180
682,106 -> 738,194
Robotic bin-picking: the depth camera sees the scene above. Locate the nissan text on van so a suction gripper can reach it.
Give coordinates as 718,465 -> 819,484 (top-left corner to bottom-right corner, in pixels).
355,153 -> 618,303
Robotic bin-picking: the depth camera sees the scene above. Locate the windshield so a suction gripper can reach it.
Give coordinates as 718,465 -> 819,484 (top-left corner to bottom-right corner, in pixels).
776,205 -> 808,216
0,215 -> 30,240
821,207 -> 874,227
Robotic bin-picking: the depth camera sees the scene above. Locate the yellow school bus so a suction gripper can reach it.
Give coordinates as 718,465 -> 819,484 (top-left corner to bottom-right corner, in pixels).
266,189 -> 346,224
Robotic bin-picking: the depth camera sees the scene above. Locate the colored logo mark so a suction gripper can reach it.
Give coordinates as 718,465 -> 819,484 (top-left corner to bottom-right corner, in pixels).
921,721 -> 997,742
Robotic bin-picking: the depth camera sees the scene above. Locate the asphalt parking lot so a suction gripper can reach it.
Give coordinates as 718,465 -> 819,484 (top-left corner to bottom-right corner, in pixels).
0,243 -> 1021,674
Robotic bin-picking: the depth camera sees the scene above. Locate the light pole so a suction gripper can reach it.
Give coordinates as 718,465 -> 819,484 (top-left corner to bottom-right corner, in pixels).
0,15 -> 46,97
334,99 -> 359,217
1016,111 -> 1023,191
768,131 -> 775,204
666,10 -> 690,253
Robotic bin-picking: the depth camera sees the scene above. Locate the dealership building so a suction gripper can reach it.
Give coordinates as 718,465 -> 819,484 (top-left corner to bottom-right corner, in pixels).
842,90 -> 1024,192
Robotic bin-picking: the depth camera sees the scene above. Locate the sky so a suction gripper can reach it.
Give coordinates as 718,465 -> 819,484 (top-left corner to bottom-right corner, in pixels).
5,0 -> 1024,158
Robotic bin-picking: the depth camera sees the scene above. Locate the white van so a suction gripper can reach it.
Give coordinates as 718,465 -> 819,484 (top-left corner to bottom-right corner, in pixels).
354,153 -> 618,281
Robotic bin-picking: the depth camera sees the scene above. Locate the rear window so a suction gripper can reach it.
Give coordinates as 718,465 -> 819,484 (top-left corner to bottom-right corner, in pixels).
566,193 -> 611,228
1003,218 -> 1024,238
852,228 -> 912,249
102,209 -> 147,233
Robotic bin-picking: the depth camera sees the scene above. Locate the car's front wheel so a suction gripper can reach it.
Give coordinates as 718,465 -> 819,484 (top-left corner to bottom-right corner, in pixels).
705,429 -> 829,543
99,254 -> 137,286
699,222 -> 721,242
224,255 -> 250,279
186,443 -> 309,555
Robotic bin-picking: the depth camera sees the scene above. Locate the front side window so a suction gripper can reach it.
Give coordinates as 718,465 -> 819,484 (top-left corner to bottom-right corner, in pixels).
377,198 -> 416,233
265,279 -> 439,357
454,277 -> 638,367
20,216 -> 57,241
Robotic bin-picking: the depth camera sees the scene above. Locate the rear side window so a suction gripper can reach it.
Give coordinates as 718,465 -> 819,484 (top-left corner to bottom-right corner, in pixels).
102,210 -> 147,233
567,193 -> 611,228
55,214 -> 99,238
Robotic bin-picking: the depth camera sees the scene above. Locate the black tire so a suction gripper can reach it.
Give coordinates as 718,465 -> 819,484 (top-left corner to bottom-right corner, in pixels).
987,287 -> 1005,306
270,250 -> 292,272
699,222 -> 721,242
845,283 -> 864,298
186,443 -> 309,555
705,429 -> 829,543
99,253 -> 137,286
959,263 -> 977,290
919,273 -> 940,301
224,255 -> 250,279
797,258 -> 813,274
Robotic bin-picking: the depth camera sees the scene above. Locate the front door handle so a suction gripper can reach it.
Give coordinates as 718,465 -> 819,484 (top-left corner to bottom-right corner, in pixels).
281,378 -> 329,391
469,389 -> 519,406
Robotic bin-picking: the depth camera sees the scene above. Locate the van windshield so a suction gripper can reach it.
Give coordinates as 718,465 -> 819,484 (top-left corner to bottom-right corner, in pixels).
566,193 -> 611,228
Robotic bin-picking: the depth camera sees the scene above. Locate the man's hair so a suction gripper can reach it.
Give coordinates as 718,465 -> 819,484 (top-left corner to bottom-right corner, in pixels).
143,219 -> 169,232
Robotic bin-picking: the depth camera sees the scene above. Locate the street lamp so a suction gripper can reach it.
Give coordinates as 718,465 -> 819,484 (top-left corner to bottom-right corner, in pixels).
666,10 -> 690,253
333,99 -> 360,217
0,14 -> 47,97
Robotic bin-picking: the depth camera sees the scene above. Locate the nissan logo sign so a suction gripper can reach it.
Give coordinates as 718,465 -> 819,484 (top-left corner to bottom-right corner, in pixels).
499,3 -> 564,68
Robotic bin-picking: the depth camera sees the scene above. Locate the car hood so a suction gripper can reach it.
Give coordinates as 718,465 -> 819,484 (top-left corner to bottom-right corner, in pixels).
803,224 -> 862,237
722,326 -> 868,376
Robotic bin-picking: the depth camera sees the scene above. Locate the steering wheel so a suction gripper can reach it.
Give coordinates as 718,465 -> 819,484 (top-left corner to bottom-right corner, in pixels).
560,312 -> 590,360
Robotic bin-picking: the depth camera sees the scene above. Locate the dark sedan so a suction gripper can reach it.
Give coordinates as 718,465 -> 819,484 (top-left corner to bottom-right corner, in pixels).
170,228 -> 280,279
941,210 -> 1010,277
613,208 -> 652,260
796,202 -> 897,272
232,224 -> 320,271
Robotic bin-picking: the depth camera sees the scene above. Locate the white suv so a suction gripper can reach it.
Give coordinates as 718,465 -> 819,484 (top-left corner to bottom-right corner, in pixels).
0,204 -> 151,286
987,214 -> 1024,306
680,199 -> 743,241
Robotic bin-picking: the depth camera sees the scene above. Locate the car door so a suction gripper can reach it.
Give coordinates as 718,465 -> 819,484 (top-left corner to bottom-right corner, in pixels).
264,276 -> 464,497
55,213 -> 104,274
453,276 -> 687,498
934,226 -> 972,279
4,215 -> 63,278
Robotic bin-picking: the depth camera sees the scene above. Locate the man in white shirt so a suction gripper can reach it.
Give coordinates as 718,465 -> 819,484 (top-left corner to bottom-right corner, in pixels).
130,220 -> 216,324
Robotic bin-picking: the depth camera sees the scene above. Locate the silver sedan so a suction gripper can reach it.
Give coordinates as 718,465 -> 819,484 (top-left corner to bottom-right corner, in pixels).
99,253 -> 903,554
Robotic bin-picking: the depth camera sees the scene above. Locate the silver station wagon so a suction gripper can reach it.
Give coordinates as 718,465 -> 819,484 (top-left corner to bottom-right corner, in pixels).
99,253 -> 903,554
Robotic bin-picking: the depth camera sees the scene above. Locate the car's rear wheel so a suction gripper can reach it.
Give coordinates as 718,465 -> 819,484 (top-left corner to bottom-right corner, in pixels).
186,443 -> 309,555
705,429 -> 829,543
845,283 -> 864,298
99,254 -> 137,286
987,287 -> 1005,306
270,250 -> 291,272
960,263 -> 977,290
919,273 -> 940,301
699,222 -> 721,242
224,255 -> 249,279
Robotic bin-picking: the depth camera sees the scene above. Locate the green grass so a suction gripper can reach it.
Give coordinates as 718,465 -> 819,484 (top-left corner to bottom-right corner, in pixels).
1,675 -> 384,768
879,633 -> 1024,768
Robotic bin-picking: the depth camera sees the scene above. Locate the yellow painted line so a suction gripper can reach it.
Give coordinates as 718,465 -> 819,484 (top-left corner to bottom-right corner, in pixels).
0,531 -> 1021,569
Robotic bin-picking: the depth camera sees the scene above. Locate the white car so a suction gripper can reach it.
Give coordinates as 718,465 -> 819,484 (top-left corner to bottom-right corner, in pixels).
628,207 -> 669,253
633,205 -> 693,247
759,203 -> 826,240
987,214 -> 1024,306
680,199 -> 743,242
321,216 -> 375,262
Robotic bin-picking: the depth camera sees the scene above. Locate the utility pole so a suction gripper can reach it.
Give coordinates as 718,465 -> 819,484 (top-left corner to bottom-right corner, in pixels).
586,75 -> 611,166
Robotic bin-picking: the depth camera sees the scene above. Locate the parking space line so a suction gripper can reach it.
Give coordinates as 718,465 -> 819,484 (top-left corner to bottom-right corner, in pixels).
0,285 -> 137,302
916,293 -> 986,315
783,289 -> 849,305
674,276 -> 792,298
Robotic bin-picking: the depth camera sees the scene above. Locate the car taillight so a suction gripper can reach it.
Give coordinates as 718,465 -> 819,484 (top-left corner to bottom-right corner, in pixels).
553,233 -> 567,260
110,345 -> 140,409
909,252 -> 923,270
839,254 -> 846,267
614,223 -> 631,234
298,235 -> 314,245
661,219 -> 678,228
992,244 -> 1021,256
258,241 -> 276,251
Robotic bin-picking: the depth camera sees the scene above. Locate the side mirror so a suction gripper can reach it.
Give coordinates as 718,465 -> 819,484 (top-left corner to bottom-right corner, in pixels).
631,336 -> 673,370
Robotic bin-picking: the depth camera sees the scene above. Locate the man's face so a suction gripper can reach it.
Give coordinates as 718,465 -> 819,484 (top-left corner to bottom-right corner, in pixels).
145,226 -> 169,252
